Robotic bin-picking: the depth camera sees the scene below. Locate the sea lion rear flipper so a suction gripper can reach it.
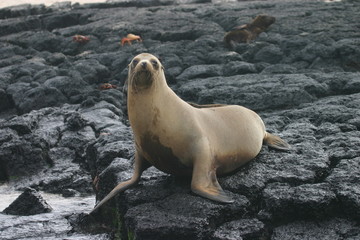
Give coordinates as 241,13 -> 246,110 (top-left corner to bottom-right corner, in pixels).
191,178 -> 234,203
191,148 -> 234,203
264,132 -> 291,151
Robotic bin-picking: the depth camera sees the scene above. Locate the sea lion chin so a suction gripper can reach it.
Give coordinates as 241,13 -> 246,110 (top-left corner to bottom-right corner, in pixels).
89,53 -> 290,214
129,57 -> 158,92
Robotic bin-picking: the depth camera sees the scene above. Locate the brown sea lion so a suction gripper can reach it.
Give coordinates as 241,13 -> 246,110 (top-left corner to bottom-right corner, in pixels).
90,53 -> 290,214
224,14 -> 276,48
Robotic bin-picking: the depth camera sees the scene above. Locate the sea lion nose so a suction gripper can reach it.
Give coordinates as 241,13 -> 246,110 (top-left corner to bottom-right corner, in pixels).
141,62 -> 147,69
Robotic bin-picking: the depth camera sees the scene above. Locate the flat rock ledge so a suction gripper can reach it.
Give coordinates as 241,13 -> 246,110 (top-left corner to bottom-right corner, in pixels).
0,0 -> 359,239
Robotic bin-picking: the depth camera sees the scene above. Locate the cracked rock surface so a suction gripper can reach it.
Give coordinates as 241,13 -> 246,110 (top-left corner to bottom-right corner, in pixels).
0,0 -> 359,239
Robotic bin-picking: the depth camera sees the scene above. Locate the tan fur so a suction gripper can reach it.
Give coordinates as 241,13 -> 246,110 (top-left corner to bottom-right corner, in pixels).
90,53 -> 289,214
224,14 -> 276,47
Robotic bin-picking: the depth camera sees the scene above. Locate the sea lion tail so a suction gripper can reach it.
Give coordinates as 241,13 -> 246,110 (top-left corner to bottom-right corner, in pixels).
263,132 -> 291,151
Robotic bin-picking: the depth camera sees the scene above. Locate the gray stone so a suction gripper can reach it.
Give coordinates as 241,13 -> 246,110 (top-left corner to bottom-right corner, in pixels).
325,157 -> 360,220
261,64 -> 297,74
223,61 -> 257,76
125,193 -> 249,240
254,44 -> 283,64
213,218 -> 265,240
3,187 -> 52,216
0,0 -> 360,239
271,218 -> 360,240
73,59 -> 110,84
262,183 -> 337,221
177,64 -> 223,82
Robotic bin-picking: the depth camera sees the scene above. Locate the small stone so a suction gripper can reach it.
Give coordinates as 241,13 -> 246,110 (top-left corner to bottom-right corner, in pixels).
62,189 -> 80,198
3,187 -> 52,215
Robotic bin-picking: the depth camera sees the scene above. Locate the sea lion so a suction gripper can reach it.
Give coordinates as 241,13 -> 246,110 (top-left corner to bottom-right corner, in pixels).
90,53 -> 290,214
224,14 -> 276,48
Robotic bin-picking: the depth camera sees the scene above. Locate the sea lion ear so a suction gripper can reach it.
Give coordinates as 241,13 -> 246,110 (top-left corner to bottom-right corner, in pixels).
156,56 -> 164,70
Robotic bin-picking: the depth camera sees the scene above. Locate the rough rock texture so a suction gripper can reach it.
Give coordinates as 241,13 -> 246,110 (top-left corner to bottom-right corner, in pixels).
2,187 -> 52,215
0,0 -> 359,239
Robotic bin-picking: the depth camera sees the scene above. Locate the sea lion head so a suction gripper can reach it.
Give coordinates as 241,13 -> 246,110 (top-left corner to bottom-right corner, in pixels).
128,53 -> 164,92
252,14 -> 276,28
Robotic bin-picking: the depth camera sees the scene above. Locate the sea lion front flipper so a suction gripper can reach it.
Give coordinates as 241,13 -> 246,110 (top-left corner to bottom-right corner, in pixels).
190,142 -> 234,203
89,150 -> 150,215
233,24 -> 248,30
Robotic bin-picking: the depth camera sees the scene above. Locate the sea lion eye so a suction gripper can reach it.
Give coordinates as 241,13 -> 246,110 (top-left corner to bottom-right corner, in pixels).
151,59 -> 158,67
132,59 -> 139,67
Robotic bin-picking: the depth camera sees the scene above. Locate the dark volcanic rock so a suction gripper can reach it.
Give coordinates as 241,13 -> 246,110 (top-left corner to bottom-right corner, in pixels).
176,73 -> 331,110
3,187 -> 52,215
177,64 -> 223,82
212,218 -> 266,240
272,218 -> 360,240
8,84 -> 68,114
0,0 -> 360,239
125,193 -> 250,240
325,157 -> 360,220
262,183 -> 337,221
0,4 -> 50,19
0,88 -> 12,111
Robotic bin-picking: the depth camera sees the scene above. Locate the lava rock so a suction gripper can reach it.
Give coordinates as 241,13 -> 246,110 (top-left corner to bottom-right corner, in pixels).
125,193 -> 250,240
59,126 -> 96,156
223,61 -> 257,76
73,59 -> 110,84
213,218 -> 266,240
0,0 -> 360,239
176,64 -> 223,82
43,76 -> 88,99
3,187 -> 52,215
42,12 -> 83,31
0,15 -> 42,36
62,188 -> 81,198
0,134 -> 51,179
260,64 -> 297,74
95,157 -> 133,201
272,218 -> 360,240
254,44 -> 283,64
0,4 -> 49,19
175,73 -> 330,111
10,84 -> 67,114
325,157 -> 360,220
0,88 -> 12,111
262,183 -> 337,221
65,111 -> 88,131
67,212 -> 112,235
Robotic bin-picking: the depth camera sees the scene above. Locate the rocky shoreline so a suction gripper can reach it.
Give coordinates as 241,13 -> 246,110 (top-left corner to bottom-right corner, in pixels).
0,0 -> 359,239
